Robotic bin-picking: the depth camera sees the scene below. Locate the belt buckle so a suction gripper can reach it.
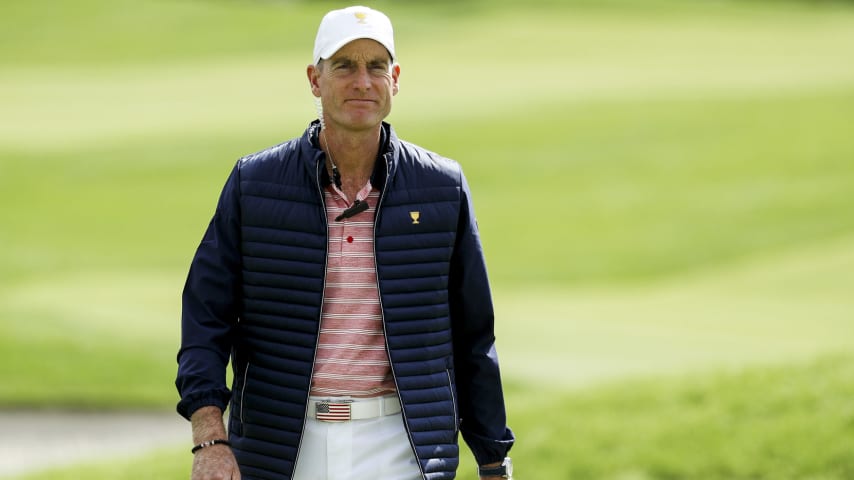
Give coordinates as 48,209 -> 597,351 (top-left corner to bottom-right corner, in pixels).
315,400 -> 352,422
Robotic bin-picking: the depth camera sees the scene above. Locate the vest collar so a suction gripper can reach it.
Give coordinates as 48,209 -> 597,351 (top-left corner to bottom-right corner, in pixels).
302,120 -> 397,191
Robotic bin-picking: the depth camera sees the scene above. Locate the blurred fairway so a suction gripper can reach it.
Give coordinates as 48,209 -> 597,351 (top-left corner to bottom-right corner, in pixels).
2,0 -> 854,478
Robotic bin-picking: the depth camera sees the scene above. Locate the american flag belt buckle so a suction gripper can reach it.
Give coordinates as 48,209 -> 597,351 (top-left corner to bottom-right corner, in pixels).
315,400 -> 353,422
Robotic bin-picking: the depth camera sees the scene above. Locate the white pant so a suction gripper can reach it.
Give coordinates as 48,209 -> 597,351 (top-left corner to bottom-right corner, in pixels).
292,397 -> 423,480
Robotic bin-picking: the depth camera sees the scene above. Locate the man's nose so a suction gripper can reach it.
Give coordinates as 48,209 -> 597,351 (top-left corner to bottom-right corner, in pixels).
353,65 -> 372,90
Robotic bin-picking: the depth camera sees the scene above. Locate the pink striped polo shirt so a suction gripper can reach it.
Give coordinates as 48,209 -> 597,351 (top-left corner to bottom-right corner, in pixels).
309,181 -> 396,398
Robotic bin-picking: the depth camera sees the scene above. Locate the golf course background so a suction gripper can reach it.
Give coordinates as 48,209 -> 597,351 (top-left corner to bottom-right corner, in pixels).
2,0 -> 854,478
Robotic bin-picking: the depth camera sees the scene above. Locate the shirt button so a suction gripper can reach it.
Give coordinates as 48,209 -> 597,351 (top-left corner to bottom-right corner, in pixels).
346,236 -> 354,243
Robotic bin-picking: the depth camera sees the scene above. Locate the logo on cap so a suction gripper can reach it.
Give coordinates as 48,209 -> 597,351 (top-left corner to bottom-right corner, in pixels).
355,12 -> 368,24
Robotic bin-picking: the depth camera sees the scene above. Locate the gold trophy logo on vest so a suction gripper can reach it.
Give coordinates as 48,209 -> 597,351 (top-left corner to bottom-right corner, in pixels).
410,211 -> 420,224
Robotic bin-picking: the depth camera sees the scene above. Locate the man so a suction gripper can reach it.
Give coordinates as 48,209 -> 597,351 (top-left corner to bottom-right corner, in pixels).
176,6 -> 514,480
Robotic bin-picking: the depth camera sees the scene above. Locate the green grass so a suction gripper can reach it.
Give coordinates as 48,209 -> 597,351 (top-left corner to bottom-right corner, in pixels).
2,0 -> 854,477
494,233 -> 854,389
511,354 -> 854,480
441,89 -> 854,285
0,272 -> 181,408
10,447 -> 189,480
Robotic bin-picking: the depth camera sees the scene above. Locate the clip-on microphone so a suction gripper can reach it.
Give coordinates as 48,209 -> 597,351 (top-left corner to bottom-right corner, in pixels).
328,159 -> 368,221
336,199 -> 369,221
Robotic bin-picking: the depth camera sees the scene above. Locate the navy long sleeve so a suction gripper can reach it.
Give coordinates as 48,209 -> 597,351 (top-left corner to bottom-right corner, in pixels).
449,172 -> 515,465
175,164 -> 242,420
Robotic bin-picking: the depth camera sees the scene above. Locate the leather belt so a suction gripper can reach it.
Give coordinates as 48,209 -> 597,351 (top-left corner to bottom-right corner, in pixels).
308,395 -> 401,422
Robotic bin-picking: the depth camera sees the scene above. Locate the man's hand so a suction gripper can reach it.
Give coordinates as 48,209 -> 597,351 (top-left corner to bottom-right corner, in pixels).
192,444 -> 241,480
190,406 -> 240,479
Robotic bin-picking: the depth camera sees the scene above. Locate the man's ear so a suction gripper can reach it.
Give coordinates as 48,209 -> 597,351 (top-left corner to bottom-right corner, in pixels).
392,64 -> 401,96
307,64 -> 321,97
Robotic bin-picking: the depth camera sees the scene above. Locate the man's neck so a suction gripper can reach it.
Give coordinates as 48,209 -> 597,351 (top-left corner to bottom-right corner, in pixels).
321,125 -> 381,201
322,126 -> 381,168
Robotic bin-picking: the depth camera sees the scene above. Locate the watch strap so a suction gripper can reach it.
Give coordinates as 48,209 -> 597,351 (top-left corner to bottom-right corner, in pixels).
478,465 -> 507,477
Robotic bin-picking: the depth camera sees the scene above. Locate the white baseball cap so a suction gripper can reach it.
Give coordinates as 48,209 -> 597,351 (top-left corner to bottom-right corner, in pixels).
313,6 -> 396,65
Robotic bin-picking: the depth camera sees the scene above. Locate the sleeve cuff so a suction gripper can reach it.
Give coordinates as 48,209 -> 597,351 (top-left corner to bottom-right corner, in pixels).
463,427 -> 515,466
176,388 -> 231,421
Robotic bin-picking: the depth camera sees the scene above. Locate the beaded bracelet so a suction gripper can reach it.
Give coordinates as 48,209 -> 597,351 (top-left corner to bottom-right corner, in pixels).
191,439 -> 231,454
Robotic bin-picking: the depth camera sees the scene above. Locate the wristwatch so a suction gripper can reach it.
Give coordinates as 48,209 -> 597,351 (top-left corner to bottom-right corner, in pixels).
478,457 -> 513,478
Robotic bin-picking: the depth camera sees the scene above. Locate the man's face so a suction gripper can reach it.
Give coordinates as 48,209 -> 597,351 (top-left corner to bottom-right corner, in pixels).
308,38 -> 400,134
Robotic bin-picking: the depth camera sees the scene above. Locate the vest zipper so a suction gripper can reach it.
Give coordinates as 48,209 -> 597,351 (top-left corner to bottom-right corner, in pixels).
293,157 -> 329,473
374,156 -> 426,480
239,362 -> 250,425
446,368 -> 459,435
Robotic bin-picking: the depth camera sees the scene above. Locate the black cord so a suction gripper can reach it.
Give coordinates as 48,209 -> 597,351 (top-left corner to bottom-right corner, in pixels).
191,439 -> 231,454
